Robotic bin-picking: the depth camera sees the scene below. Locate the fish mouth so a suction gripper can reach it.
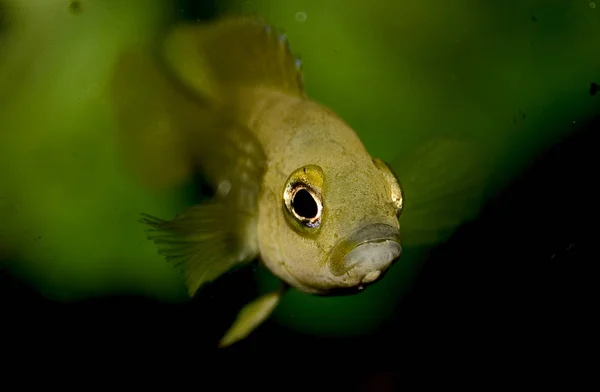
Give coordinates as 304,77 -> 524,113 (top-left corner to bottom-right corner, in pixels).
327,223 -> 402,286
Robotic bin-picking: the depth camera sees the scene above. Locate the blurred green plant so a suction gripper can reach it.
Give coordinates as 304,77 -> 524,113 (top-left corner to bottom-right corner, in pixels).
0,0 -> 188,301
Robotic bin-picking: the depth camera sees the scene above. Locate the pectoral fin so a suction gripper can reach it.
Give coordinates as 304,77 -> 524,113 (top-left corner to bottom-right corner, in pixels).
219,288 -> 284,348
392,138 -> 492,247
141,202 -> 258,297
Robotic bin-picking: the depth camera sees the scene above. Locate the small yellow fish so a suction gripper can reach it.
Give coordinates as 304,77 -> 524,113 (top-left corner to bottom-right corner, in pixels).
111,16 -> 488,347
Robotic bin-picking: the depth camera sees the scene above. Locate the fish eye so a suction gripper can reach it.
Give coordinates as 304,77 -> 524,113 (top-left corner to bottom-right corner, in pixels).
373,158 -> 403,217
293,188 -> 318,219
282,165 -> 325,230
284,183 -> 322,228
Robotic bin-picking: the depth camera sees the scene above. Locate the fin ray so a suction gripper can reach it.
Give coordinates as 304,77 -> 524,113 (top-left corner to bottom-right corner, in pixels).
161,15 -> 306,104
141,203 -> 257,296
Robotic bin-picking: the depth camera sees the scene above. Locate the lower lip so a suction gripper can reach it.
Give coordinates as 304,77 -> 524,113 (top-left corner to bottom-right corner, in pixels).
361,269 -> 382,284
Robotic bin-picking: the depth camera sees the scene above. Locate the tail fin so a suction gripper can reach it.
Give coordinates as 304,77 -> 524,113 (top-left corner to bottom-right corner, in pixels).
110,16 -> 306,190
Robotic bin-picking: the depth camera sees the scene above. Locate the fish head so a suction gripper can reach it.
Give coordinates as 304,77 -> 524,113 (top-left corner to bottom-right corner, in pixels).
258,118 -> 404,295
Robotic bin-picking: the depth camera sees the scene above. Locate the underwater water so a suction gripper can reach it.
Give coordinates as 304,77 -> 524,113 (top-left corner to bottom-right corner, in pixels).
1,0 -> 597,381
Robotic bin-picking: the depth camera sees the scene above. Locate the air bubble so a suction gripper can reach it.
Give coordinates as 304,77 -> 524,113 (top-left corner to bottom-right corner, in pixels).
295,12 -> 307,22
217,180 -> 231,197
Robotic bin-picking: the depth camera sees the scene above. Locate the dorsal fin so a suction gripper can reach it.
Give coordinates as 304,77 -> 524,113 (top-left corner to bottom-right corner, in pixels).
160,15 -> 306,105
111,17 -> 281,190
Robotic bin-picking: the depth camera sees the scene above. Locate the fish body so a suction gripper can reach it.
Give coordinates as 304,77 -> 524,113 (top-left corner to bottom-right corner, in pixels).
241,89 -> 402,294
112,16 -> 486,347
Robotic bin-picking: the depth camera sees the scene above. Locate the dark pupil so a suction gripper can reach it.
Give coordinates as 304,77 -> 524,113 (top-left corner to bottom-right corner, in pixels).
292,189 -> 318,219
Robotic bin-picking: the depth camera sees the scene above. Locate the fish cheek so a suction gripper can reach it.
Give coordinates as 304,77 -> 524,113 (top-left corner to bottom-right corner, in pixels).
281,231 -> 327,290
256,186 -> 303,288
256,182 -> 327,292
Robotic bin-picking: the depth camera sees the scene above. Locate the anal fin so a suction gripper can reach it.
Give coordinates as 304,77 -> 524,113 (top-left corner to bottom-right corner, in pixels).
219,288 -> 284,348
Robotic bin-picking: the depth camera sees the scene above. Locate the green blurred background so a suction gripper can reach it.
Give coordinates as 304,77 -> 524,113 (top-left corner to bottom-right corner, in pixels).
0,0 -> 598,341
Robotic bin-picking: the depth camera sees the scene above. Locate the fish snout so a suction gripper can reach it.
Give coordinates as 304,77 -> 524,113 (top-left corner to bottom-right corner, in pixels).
343,240 -> 402,284
328,223 -> 402,288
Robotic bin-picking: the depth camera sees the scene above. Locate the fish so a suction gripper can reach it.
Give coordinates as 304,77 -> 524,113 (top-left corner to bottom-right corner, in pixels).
111,15 -> 489,347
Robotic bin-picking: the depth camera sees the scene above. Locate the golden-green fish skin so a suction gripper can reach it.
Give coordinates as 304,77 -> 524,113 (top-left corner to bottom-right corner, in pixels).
240,88 -> 403,294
